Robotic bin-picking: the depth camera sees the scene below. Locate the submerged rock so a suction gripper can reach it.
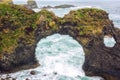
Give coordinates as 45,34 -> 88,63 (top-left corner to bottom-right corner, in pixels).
30,70 -> 36,75
26,78 -> 30,80
0,4 -> 120,80
53,72 -> 57,75
0,74 -> 16,80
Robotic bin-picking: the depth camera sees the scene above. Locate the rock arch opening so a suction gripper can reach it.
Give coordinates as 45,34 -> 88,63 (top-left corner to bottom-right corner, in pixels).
35,34 -> 85,78
104,35 -> 116,47
34,33 -> 103,80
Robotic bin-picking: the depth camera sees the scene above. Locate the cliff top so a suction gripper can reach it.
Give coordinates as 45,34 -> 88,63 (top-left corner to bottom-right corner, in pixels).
0,4 -> 111,54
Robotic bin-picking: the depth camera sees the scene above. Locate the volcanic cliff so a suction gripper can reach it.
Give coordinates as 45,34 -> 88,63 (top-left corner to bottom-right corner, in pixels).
0,4 -> 120,80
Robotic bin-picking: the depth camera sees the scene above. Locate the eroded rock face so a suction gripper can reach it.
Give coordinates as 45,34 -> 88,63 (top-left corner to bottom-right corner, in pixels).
82,28 -> 120,80
0,4 -> 120,80
0,4 -> 38,72
35,9 -> 120,80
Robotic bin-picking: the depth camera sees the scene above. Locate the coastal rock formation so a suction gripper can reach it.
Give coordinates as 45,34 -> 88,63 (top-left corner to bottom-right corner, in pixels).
0,4 -> 39,72
24,0 -> 38,9
0,4 -> 120,80
42,4 -> 75,9
82,27 -> 120,80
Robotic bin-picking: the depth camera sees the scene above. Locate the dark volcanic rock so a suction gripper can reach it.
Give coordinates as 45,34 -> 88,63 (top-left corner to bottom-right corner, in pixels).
0,41 -> 38,72
34,9 -> 120,80
0,4 -> 39,73
82,28 -> 120,80
30,70 -> 36,75
26,78 -> 30,80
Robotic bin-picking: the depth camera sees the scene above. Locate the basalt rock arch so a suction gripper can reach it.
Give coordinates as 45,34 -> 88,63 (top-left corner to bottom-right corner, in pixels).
0,4 -> 120,80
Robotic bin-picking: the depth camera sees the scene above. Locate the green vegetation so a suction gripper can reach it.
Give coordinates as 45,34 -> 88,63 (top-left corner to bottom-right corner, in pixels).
36,9 -> 60,30
62,8 -> 110,36
58,8 -> 111,46
0,4 -> 37,54
0,4 -> 111,57
0,5 -> 59,55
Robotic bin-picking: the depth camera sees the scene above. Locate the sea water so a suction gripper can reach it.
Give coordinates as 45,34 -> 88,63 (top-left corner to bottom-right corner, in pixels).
1,0 -> 119,80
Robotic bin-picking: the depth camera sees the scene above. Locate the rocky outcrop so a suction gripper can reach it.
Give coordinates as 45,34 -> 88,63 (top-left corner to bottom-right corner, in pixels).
24,0 -> 38,9
83,27 -> 120,80
35,9 -> 120,80
0,4 -> 39,72
0,4 -> 120,80
55,4 -> 75,8
42,4 -> 75,9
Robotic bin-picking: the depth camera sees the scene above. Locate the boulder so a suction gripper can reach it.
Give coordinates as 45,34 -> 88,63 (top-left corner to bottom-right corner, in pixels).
24,0 -> 38,9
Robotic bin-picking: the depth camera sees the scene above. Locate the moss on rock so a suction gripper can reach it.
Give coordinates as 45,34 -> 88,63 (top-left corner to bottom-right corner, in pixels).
59,8 -> 112,46
0,4 -> 38,54
0,4 -> 112,59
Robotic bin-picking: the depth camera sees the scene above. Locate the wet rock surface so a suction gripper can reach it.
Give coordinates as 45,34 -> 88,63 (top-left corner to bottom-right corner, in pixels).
30,70 -> 36,75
